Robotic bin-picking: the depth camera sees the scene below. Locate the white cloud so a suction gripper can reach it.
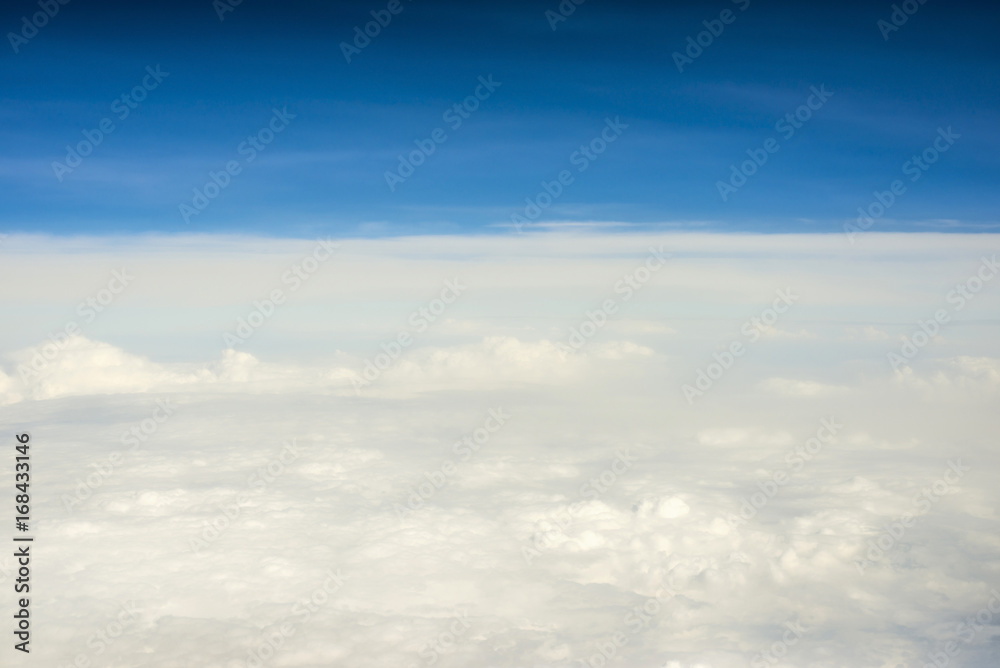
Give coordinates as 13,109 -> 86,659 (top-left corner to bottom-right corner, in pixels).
0,233 -> 998,667
758,377 -> 849,397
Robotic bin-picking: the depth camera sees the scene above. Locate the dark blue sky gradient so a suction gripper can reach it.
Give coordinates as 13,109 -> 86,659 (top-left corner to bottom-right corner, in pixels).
1,0 -> 998,236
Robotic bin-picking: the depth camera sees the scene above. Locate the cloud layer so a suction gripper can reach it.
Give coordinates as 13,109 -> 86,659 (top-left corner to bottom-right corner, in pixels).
1,233 -> 998,667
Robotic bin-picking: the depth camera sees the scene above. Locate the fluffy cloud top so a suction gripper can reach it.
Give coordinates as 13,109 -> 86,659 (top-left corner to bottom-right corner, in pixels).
0,233 -> 998,667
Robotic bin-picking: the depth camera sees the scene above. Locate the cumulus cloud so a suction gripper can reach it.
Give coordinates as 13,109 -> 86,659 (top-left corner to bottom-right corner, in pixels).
0,233 -> 998,667
757,377 -> 850,397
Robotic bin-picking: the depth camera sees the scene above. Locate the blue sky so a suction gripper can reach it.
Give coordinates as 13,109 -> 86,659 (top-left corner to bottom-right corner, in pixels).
2,0 -> 998,236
